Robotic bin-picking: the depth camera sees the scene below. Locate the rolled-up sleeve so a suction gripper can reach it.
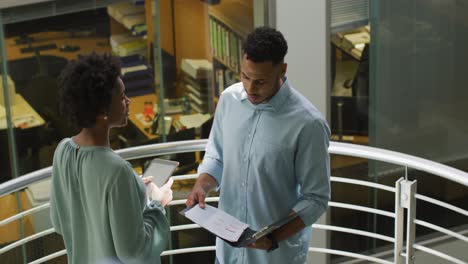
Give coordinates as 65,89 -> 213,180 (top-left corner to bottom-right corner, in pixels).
292,119 -> 331,226
197,94 -> 225,186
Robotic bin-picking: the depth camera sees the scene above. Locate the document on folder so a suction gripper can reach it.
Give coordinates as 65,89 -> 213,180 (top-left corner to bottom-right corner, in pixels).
183,204 -> 249,242
181,204 -> 303,247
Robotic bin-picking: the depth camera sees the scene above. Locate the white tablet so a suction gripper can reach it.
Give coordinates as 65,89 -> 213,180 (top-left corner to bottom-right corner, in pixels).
143,158 -> 179,187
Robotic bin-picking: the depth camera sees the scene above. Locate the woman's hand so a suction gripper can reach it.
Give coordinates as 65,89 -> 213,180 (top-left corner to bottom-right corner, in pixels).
147,177 -> 174,207
142,176 -> 153,185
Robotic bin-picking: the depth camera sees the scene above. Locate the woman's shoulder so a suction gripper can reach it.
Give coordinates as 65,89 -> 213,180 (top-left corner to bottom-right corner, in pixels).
89,149 -> 131,171
55,137 -> 72,152
84,150 -> 136,187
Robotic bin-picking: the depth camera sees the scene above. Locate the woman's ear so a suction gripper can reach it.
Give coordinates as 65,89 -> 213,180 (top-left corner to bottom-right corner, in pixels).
96,112 -> 108,122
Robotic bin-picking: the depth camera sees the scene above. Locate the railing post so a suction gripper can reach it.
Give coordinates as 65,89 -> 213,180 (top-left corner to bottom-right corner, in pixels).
394,177 -> 417,264
405,178 -> 417,264
394,178 -> 404,264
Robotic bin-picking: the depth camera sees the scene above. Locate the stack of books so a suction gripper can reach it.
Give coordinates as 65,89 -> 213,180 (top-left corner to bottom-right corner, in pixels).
120,55 -> 154,97
110,33 -> 146,57
108,2 -> 143,21
108,2 -> 147,39
331,26 -> 370,60
180,59 -> 213,113
342,32 -> 369,58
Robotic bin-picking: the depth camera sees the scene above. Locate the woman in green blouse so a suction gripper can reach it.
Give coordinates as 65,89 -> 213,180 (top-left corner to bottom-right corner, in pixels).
49,53 -> 172,264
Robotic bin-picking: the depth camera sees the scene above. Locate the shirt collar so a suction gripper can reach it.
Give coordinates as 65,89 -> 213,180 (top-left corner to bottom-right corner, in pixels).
240,77 -> 291,112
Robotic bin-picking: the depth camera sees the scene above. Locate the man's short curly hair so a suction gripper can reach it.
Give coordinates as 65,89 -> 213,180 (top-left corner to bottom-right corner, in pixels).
58,53 -> 121,128
242,26 -> 288,65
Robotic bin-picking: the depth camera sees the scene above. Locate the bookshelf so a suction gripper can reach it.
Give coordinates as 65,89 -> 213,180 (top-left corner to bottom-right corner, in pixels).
109,1 -> 255,114
107,2 -> 149,58
107,2 -> 155,99
207,0 -> 253,97
208,0 -> 253,38
180,59 -> 213,114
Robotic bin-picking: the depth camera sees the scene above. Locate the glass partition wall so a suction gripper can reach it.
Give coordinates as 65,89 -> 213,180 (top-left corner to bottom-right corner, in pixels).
0,0 -> 259,182
330,0 -> 468,262
370,0 -> 468,259
0,1 -> 261,263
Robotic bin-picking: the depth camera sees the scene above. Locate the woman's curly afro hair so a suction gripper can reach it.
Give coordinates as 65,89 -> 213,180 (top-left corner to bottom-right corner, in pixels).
57,53 -> 121,128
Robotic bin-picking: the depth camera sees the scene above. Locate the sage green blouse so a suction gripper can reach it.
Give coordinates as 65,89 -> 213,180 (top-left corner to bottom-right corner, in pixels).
50,138 -> 169,264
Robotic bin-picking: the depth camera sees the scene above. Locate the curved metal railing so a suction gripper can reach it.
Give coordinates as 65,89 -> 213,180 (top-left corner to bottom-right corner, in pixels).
0,140 -> 467,264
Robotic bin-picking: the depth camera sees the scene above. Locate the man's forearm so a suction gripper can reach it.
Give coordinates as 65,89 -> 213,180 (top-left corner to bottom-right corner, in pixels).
273,211 -> 306,242
196,173 -> 219,193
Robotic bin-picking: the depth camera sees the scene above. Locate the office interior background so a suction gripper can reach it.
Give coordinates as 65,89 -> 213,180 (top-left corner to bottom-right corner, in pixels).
0,0 -> 467,263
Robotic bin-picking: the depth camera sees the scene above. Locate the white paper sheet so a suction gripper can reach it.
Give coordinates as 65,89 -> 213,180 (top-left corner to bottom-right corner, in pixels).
178,113 -> 211,129
184,204 -> 249,242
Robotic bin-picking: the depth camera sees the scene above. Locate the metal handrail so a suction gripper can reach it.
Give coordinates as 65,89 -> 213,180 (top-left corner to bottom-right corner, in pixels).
0,140 -> 467,264
330,176 -> 396,192
0,228 -> 55,255
308,247 -> 393,264
3,176 -> 465,264
0,140 -> 207,197
328,201 -> 395,218
2,140 -> 467,197
414,219 -> 468,243
413,244 -> 466,264
415,193 -> 468,217
329,142 -> 468,186
28,250 -> 66,264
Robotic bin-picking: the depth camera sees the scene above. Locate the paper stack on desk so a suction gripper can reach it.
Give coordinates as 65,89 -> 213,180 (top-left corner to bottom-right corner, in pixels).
0,114 -> 40,130
343,32 -> 370,49
178,113 -> 211,129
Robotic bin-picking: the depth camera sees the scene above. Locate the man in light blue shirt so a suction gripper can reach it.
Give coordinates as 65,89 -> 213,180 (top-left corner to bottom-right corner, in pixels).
186,26 -> 330,264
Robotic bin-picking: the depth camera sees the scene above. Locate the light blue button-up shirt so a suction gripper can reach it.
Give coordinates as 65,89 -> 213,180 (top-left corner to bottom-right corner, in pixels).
198,78 -> 330,264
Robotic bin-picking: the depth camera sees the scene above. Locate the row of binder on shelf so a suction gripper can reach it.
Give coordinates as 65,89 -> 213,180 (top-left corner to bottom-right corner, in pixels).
214,66 -> 238,98
120,55 -> 154,97
209,17 -> 243,73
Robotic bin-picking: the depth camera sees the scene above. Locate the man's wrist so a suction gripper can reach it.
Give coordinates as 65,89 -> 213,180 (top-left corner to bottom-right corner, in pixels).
266,233 -> 279,252
198,173 -> 217,193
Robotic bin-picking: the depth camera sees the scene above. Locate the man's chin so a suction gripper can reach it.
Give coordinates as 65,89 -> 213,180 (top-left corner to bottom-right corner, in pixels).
248,95 -> 263,104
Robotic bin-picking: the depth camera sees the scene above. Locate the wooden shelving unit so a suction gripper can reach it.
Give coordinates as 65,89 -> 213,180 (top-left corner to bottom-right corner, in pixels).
207,0 -> 253,98
208,0 -> 253,38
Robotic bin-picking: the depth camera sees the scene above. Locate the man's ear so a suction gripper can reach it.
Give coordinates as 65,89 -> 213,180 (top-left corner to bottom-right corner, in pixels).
281,63 -> 288,78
